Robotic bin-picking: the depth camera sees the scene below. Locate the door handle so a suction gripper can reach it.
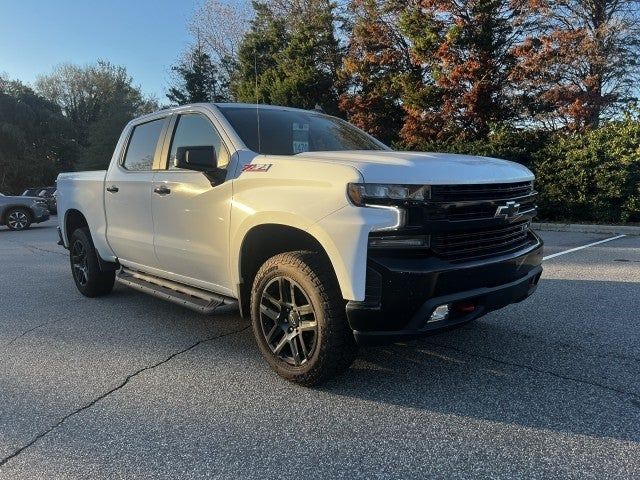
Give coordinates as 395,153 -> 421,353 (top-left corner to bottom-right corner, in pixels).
106,185 -> 119,193
153,185 -> 171,195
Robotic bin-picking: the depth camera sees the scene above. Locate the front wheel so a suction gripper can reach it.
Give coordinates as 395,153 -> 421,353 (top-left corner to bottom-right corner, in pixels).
250,251 -> 357,386
69,227 -> 115,297
6,208 -> 32,230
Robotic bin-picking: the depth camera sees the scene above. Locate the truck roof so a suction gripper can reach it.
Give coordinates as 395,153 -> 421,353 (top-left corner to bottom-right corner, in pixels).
213,103 -> 313,113
137,103 -> 320,122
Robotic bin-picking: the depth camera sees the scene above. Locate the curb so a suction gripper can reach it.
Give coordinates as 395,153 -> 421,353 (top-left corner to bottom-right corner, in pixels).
532,222 -> 640,236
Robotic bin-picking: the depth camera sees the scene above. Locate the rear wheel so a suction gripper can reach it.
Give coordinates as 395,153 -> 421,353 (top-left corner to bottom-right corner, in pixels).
250,251 -> 357,386
6,208 -> 31,231
69,228 -> 115,297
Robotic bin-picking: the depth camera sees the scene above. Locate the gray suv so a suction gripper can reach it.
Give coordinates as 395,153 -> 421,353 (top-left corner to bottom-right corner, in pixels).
0,193 -> 50,230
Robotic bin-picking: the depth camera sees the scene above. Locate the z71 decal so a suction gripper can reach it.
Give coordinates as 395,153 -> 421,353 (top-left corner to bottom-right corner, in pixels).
242,164 -> 273,173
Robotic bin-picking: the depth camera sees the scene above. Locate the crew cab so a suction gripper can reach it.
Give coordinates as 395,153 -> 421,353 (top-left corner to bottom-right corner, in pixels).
56,103 -> 543,385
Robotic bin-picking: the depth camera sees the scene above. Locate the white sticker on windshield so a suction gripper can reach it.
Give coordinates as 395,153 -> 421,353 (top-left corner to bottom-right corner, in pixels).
292,123 -> 309,153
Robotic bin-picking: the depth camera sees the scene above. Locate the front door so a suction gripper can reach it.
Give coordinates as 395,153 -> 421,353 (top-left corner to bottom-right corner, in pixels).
105,116 -> 168,268
151,112 -> 233,295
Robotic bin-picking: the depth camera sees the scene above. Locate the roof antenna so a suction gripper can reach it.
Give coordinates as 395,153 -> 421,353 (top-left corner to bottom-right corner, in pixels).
254,49 -> 261,153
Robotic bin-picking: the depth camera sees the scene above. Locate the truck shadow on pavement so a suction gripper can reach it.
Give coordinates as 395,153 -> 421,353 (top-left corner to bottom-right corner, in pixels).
78,277 -> 640,444
6,269 -> 639,449
318,278 -> 640,443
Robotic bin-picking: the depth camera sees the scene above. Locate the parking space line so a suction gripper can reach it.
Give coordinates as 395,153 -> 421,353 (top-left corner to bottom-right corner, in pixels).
543,235 -> 626,261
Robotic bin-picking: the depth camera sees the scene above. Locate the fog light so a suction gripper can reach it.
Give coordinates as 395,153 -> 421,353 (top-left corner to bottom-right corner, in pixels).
428,304 -> 450,323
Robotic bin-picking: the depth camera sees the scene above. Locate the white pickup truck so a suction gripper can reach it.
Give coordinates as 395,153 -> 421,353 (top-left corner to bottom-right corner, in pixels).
57,103 -> 543,385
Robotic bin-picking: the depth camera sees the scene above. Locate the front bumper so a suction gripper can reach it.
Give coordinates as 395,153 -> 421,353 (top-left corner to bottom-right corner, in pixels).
347,235 -> 543,345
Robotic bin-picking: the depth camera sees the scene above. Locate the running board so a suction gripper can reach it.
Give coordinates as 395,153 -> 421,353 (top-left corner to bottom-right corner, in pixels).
115,268 -> 233,314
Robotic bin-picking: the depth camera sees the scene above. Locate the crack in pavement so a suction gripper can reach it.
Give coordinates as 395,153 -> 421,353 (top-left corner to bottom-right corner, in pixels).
22,244 -> 67,256
5,322 -> 53,347
2,238 -> 67,257
0,324 -> 250,469
425,341 -> 640,401
3,315 -> 71,349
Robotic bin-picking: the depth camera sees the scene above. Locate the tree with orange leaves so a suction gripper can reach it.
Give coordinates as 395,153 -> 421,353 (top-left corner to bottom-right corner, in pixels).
397,0 -> 540,146
339,0 -> 421,144
513,0 -> 640,130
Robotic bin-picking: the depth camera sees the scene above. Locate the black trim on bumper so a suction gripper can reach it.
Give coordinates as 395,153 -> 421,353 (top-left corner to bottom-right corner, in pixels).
347,237 -> 543,345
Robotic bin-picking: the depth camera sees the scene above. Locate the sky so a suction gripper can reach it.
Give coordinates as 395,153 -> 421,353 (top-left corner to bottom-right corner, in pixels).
0,0 -> 201,101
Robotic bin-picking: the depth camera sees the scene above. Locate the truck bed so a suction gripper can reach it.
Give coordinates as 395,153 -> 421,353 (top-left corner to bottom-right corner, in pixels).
56,170 -> 112,260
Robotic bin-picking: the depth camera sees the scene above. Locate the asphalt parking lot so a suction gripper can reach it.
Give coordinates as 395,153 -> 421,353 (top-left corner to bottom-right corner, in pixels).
1,219 -> 639,479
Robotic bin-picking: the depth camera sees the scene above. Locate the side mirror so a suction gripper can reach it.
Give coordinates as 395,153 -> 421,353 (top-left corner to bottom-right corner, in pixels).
174,145 -> 217,171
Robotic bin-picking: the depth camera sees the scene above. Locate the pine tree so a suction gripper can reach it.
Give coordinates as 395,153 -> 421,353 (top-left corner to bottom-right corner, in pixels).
167,40 -> 230,105
398,0 -> 537,145
232,2 -> 289,105
232,1 -> 342,114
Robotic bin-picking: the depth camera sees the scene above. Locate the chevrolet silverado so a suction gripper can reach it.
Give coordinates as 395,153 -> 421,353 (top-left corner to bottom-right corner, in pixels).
56,103 -> 543,385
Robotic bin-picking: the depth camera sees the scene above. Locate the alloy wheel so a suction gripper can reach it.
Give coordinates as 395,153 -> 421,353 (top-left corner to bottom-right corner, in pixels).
259,276 -> 318,366
71,240 -> 89,286
7,211 -> 29,230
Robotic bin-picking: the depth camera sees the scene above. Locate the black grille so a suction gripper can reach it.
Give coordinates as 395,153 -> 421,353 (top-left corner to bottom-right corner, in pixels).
431,181 -> 533,202
431,221 -> 535,262
423,181 -> 538,223
437,195 -> 537,221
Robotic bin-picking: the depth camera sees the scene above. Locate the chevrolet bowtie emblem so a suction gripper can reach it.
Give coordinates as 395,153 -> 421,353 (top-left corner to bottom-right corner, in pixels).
495,201 -> 521,219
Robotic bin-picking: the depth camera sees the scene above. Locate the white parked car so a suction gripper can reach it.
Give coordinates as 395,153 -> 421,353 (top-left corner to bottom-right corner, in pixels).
56,103 -> 543,385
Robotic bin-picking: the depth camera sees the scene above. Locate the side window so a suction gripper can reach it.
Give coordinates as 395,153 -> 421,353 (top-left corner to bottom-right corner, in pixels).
122,118 -> 165,171
168,114 -> 229,170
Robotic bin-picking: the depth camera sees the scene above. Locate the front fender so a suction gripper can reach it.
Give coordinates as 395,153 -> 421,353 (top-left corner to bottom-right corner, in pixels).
308,205 -> 397,301
229,209 -> 317,291
229,204 -> 397,302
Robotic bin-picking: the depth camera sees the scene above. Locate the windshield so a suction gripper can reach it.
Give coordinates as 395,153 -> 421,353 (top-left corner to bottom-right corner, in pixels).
217,106 -> 387,155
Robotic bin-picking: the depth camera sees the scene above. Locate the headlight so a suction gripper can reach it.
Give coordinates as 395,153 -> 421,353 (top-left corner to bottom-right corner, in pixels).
32,200 -> 47,208
347,183 -> 430,206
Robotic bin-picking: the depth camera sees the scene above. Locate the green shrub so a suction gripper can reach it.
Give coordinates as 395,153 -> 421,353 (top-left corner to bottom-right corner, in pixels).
400,116 -> 640,223
396,124 -> 550,168
533,115 -> 640,223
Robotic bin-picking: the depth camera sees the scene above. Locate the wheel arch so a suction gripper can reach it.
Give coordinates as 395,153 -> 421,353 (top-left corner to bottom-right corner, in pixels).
63,208 -> 89,244
63,209 -> 118,272
236,223 -> 338,318
3,205 -> 34,226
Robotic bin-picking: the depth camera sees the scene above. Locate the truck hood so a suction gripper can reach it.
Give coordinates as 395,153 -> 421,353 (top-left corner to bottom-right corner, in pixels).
295,151 -> 534,184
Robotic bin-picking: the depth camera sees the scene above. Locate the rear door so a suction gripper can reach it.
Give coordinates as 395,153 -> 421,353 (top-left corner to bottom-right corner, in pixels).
150,111 -> 234,295
105,116 -> 169,268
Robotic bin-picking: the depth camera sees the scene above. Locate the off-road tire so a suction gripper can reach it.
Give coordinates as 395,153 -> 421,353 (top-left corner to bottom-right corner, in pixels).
250,251 -> 358,386
69,227 -> 115,297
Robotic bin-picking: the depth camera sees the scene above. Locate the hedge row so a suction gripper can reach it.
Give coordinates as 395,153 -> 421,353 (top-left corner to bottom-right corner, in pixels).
404,114 -> 640,223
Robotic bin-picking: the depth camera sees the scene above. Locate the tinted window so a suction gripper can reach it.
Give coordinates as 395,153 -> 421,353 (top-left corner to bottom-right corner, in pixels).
168,114 -> 229,169
122,119 -> 165,171
218,106 -> 386,155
